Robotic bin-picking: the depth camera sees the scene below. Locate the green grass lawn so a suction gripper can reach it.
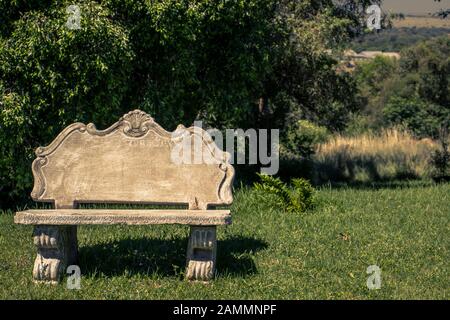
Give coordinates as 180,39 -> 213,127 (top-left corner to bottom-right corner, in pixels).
0,182 -> 449,299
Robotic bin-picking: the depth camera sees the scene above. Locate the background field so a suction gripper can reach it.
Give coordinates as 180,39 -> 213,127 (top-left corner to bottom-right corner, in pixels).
1,183 -> 448,300
393,16 -> 450,28
351,15 -> 450,52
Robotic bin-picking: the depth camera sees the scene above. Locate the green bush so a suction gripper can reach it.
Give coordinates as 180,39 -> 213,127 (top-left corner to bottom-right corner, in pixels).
430,129 -> 450,182
0,3 -> 134,205
382,36 -> 450,139
383,96 -> 448,139
253,173 -> 315,213
282,120 -> 329,158
343,114 -> 374,136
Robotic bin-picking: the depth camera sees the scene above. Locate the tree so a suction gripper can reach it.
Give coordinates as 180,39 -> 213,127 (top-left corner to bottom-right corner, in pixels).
258,0 -> 386,132
383,96 -> 446,138
0,0 -> 383,208
383,36 -> 449,138
0,2 -> 134,205
353,55 -> 400,129
351,36 -> 449,138
400,36 -> 450,109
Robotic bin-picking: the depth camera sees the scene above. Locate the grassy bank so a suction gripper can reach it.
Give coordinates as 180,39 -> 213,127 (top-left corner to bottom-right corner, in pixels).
0,182 -> 448,299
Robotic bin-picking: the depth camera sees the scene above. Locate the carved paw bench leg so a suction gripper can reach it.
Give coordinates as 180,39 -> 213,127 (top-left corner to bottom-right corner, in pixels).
32,226 -> 78,284
185,226 -> 217,281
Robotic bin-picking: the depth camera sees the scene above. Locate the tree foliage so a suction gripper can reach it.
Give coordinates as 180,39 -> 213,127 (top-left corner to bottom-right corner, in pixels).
385,36 -> 449,138
282,120 -> 329,157
0,0 -> 380,207
0,2 -> 133,204
353,36 -> 449,138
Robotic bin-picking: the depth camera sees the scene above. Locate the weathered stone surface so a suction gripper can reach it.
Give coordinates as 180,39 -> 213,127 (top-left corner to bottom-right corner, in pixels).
15,209 -> 231,225
30,109 -> 234,210
32,225 -> 78,284
186,226 -> 217,281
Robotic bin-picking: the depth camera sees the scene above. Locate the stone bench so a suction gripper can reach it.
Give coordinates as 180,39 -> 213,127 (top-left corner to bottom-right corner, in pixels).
14,110 -> 235,284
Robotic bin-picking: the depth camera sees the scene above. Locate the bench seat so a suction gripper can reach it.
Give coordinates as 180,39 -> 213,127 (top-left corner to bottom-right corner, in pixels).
15,209 -> 231,226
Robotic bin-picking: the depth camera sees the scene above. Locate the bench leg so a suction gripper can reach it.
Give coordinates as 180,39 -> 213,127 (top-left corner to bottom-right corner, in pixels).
185,226 -> 217,281
32,226 -> 78,284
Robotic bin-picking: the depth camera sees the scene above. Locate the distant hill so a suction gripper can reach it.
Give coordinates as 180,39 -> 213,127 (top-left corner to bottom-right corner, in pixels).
393,16 -> 450,28
382,0 -> 450,16
350,16 -> 450,52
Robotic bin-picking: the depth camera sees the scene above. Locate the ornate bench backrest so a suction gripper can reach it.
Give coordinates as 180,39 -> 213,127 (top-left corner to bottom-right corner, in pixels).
31,110 -> 234,209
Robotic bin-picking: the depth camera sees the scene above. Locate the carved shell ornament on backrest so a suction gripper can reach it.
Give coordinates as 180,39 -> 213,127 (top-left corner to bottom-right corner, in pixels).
121,109 -> 155,137
85,109 -> 158,137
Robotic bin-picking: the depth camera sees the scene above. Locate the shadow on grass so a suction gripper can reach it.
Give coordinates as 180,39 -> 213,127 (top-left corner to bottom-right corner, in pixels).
79,236 -> 268,279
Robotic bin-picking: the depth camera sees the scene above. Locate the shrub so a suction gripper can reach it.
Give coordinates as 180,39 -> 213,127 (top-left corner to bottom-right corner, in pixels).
290,178 -> 316,212
253,173 -> 315,213
282,120 -> 330,158
353,36 -> 450,140
383,96 -> 448,139
344,114 -> 375,136
0,3 -> 134,206
429,128 -> 450,182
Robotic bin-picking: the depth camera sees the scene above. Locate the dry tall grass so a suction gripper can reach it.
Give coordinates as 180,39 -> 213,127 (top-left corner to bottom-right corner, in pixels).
313,129 -> 439,183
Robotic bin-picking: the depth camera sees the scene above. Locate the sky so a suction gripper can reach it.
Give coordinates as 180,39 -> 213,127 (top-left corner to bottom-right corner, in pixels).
382,0 -> 450,15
